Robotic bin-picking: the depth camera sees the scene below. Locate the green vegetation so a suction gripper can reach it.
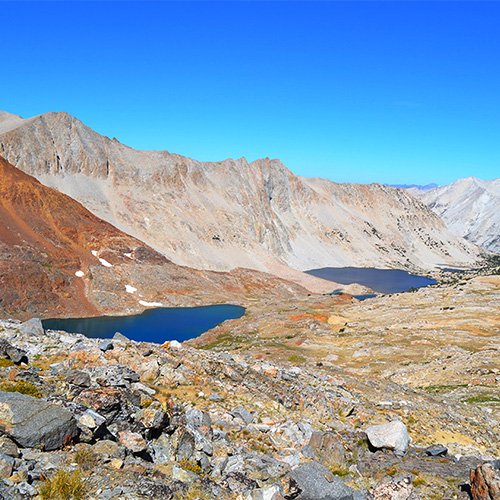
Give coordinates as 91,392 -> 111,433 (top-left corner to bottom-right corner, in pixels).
288,355 -> 306,364
0,380 -> 42,397
329,467 -> 350,477
39,470 -> 85,500
463,394 -> 500,404
421,384 -> 467,393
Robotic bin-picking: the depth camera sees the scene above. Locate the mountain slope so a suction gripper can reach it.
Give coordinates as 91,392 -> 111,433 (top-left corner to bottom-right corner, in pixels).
0,155 -> 308,319
0,111 -> 483,283
408,177 -> 500,254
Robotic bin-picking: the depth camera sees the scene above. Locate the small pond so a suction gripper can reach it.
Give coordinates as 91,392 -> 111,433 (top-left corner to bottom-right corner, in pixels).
305,267 -> 437,294
42,304 -> 246,344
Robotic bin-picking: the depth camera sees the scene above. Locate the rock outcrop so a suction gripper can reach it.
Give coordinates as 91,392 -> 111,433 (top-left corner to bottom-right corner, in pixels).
0,111 -> 483,291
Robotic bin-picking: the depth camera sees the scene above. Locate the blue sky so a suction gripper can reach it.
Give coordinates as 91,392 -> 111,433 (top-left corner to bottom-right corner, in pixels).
1,1 -> 498,185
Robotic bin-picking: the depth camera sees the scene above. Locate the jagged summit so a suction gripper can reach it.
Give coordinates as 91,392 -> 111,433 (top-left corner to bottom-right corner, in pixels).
0,110 -> 484,289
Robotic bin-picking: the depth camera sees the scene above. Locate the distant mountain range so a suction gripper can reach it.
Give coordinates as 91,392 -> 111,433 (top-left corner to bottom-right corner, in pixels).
0,110 -> 483,297
389,183 -> 440,190
408,177 -> 500,254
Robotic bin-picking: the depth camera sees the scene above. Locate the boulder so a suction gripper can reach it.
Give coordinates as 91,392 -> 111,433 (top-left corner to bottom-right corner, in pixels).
425,444 -> 448,457
18,318 -> 44,337
113,332 -> 130,342
471,463 -> 500,500
231,405 -> 254,425
0,340 -> 27,364
94,364 -> 140,387
365,421 -> 410,455
0,452 -> 14,479
0,436 -> 19,458
0,391 -> 78,450
98,340 -> 114,352
308,431 -> 346,469
281,461 -> 354,500
119,430 -> 147,453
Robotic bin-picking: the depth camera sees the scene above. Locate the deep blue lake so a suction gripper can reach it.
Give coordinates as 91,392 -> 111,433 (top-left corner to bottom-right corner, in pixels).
305,267 -> 437,294
42,304 -> 246,344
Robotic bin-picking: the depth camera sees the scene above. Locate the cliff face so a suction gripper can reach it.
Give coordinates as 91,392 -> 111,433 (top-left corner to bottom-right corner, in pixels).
0,155 -> 308,320
408,177 -> 500,255
0,111 -> 483,286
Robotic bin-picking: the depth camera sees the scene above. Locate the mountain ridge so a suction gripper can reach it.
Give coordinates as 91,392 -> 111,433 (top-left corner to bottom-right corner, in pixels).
0,110 -> 484,288
0,155 -> 315,319
409,177 -> 500,254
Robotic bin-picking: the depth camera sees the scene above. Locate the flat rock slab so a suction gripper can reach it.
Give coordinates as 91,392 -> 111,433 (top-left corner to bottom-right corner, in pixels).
286,461 -> 354,500
0,391 -> 78,450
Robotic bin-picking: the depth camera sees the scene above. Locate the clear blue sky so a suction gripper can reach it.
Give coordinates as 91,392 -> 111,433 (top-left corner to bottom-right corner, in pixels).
1,1 -> 498,185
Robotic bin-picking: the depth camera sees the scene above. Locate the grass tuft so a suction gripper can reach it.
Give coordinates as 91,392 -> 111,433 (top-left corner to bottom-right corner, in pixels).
39,469 -> 85,500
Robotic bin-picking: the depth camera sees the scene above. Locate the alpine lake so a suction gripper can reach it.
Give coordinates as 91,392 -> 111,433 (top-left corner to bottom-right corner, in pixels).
43,268 -> 437,344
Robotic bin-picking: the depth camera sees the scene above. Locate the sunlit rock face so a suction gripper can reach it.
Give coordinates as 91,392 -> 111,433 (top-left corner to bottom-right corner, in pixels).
408,177 -> 500,254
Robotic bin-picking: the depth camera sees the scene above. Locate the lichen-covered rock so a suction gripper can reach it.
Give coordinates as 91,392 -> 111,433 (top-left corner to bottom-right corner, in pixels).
0,391 -> 78,450
370,476 -> 413,500
471,463 -> 500,500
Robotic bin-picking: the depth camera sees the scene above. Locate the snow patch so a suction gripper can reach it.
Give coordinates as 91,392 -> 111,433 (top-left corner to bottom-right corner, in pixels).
124,252 -> 133,258
125,285 -> 137,293
99,258 -> 113,267
139,300 -> 163,307
75,271 -> 85,277
91,250 -> 98,257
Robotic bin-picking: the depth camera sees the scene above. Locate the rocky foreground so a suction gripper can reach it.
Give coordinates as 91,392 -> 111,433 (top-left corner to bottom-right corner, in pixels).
1,270 -> 500,500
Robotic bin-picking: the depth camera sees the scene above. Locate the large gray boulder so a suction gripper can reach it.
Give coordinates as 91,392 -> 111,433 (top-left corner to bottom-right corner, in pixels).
0,339 -> 27,364
365,421 -> 410,456
282,461 -> 354,500
0,391 -> 78,450
18,318 -> 44,337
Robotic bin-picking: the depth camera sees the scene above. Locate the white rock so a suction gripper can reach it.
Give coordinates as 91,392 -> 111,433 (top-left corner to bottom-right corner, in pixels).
365,420 -> 410,455
169,340 -> 183,349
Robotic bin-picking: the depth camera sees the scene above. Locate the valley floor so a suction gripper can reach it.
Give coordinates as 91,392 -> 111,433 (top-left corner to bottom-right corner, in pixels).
1,269 -> 500,499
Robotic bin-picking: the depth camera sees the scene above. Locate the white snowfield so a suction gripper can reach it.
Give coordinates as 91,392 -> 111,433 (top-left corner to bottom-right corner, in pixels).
75,270 -> 85,277
125,285 -> 137,293
99,258 -> 113,268
139,300 -> 163,307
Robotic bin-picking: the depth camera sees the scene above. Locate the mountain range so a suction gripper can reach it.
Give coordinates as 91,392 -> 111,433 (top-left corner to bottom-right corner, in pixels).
0,154 -> 307,319
408,177 -> 500,255
0,111 -> 482,296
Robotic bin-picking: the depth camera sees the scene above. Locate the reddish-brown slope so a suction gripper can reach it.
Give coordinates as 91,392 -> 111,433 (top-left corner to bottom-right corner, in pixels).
0,156 -> 307,319
0,156 -> 167,318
